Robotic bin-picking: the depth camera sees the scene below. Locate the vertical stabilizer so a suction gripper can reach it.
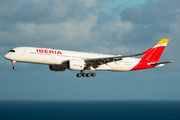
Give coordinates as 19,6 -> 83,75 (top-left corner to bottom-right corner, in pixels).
141,39 -> 169,62
131,39 -> 169,70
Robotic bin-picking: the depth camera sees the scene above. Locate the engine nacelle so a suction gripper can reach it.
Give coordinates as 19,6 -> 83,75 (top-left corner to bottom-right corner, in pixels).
68,59 -> 85,71
49,65 -> 67,71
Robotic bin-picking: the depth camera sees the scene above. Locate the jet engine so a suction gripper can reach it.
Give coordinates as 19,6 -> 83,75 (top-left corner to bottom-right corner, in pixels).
49,65 -> 67,71
68,59 -> 85,70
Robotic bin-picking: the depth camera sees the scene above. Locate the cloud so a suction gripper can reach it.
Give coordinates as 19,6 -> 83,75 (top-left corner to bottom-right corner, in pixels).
0,0 -> 179,57
113,0 -> 180,56
0,0 -> 132,54
0,0 -> 180,100
0,0 -> 179,54
0,0 -> 106,25
0,0 -> 106,49
103,0 -> 146,16
0,0 -> 179,60
120,0 -> 180,25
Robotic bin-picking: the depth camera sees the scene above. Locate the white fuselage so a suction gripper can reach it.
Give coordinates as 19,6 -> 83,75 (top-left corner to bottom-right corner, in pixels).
4,47 -> 141,71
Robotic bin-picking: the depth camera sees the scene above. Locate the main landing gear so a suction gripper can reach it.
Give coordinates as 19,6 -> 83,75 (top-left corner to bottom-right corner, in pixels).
12,61 -> 17,70
76,71 -> 96,77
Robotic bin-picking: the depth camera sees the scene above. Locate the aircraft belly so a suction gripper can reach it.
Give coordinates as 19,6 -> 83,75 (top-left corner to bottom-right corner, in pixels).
95,62 -> 134,71
95,64 -> 111,71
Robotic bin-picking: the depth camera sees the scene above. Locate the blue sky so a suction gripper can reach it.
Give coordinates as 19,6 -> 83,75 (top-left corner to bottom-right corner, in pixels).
0,0 -> 180,100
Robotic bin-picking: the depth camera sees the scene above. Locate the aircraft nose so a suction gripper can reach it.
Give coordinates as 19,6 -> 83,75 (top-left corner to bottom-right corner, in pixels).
4,53 -> 10,60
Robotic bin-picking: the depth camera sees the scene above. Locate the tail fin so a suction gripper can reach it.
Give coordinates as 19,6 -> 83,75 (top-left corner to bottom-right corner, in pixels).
131,39 -> 169,71
141,39 -> 169,63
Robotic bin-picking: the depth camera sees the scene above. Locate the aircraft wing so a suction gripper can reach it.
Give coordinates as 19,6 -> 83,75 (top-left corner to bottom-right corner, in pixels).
84,47 -> 152,67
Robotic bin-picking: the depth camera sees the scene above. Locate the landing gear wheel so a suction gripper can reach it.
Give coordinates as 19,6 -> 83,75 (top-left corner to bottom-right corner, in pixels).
82,73 -> 86,77
76,74 -> 82,77
91,73 -> 96,77
13,66 -> 16,70
86,73 -> 91,77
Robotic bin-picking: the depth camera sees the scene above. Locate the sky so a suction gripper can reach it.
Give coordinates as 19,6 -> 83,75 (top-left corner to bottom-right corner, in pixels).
0,0 -> 180,100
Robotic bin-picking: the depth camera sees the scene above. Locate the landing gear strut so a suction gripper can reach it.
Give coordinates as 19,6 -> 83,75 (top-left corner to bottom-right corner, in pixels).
12,61 -> 17,70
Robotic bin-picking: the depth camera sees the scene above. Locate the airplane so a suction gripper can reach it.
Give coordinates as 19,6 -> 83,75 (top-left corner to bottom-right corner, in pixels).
4,39 -> 173,77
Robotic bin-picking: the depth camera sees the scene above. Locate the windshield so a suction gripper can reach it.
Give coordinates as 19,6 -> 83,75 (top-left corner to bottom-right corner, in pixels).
9,50 -> 15,52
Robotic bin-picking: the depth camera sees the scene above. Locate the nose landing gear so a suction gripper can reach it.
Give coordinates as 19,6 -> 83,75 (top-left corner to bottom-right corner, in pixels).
12,61 -> 17,70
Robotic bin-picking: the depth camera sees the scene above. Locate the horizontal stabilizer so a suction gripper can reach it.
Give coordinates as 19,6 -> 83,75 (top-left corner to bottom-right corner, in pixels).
150,61 -> 175,66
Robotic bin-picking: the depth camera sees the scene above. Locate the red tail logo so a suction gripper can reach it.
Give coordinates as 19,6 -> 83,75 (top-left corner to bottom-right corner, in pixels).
131,39 -> 169,70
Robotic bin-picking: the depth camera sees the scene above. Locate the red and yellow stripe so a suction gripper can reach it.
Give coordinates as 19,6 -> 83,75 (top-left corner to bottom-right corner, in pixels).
154,39 -> 169,47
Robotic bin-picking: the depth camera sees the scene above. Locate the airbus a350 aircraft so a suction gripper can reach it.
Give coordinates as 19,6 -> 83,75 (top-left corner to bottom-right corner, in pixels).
4,39 -> 173,77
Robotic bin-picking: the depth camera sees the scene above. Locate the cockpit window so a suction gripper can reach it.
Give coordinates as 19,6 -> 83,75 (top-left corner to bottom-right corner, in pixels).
9,50 -> 15,52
